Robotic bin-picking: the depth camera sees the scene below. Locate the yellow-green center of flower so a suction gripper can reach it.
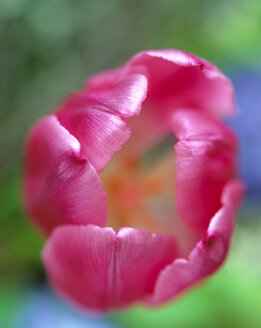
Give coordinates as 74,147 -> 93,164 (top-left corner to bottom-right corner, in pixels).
100,148 -> 176,233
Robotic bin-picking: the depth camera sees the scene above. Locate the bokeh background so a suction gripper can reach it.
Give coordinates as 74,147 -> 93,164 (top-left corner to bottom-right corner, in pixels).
0,0 -> 261,327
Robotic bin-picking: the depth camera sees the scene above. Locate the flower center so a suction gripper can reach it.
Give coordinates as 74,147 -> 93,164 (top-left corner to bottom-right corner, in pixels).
100,138 -> 176,233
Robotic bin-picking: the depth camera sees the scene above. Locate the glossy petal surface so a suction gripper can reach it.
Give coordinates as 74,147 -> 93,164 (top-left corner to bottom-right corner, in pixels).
148,180 -> 244,305
42,225 -> 178,311
172,110 -> 237,231
87,49 -> 235,122
24,115 -> 107,235
57,96 -> 131,172
85,68 -> 148,118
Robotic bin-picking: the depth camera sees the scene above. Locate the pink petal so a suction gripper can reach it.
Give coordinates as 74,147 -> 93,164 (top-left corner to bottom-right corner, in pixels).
42,225 -> 178,311
85,67 -> 148,118
23,115 -> 108,235
42,225 -> 116,311
113,228 -> 178,307
57,95 -> 131,173
172,109 -> 237,232
147,180 -> 245,305
132,50 -> 235,119
171,108 -> 236,140
87,49 -> 235,121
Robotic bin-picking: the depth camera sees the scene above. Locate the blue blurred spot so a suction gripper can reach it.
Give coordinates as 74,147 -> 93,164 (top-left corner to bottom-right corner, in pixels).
13,286 -> 118,328
227,68 -> 261,195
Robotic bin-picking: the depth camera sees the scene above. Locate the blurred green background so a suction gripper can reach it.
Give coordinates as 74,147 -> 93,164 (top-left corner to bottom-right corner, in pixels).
0,0 -> 261,327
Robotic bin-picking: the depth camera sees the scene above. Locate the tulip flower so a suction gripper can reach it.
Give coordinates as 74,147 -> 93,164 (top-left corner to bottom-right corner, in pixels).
23,50 -> 244,311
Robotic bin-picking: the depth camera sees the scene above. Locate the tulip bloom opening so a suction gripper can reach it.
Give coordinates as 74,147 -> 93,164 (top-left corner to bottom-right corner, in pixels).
23,50 -> 244,311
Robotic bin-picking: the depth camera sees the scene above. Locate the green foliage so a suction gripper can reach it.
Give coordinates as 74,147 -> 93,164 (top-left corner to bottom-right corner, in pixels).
0,167 -> 44,283
0,284 -> 23,328
113,258 -> 261,328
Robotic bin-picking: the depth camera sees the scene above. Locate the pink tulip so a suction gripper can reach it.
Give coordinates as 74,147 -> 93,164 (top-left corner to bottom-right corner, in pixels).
23,50 -> 244,311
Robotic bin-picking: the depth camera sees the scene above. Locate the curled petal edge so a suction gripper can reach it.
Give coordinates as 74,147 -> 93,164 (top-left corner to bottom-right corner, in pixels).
23,115 -> 108,235
172,109 -> 238,232
146,179 -> 245,305
57,101 -> 132,173
87,49 -> 235,119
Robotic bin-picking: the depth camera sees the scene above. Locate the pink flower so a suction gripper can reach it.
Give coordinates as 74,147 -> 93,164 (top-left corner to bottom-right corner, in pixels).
23,50 -> 244,311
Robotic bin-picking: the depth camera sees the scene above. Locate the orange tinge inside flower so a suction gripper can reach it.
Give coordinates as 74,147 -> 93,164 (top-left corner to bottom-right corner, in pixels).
100,132 -> 200,257
100,142 -> 177,234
